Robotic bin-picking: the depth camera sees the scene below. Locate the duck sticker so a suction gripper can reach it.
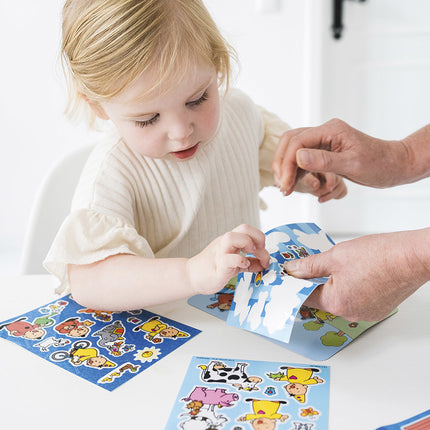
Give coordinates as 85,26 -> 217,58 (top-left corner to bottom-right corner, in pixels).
133,316 -> 190,343
267,367 -> 324,403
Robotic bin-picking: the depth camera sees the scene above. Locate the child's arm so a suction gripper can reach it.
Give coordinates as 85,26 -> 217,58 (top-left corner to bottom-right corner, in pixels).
69,224 -> 270,311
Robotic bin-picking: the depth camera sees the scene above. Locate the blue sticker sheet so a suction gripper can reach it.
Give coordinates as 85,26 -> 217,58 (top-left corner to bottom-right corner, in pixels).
165,356 -> 330,430
375,409 -> 430,430
0,295 -> 200,391
188,223 -> 396,360
227,223 -> 332,344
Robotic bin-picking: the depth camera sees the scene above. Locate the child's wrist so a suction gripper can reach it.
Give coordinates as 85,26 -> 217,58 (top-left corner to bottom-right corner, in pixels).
185,257 -> 202,296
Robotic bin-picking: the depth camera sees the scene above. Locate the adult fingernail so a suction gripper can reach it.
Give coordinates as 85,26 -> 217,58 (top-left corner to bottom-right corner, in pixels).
297,150 -> 312,167
284,260 -> 298,274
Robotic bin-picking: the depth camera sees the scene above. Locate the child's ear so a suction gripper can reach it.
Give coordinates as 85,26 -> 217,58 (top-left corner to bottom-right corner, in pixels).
80,93 -> 109,120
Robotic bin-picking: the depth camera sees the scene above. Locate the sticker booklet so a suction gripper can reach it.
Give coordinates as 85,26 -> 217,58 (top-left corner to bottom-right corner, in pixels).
188,223 -> 396,361
166,356 -> 330,430
0,295 -> 200,391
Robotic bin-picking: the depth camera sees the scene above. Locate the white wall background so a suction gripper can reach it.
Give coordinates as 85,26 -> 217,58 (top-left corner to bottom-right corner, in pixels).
308,0 -> 430,235
0,1 -> 101,271
2,0 -> 429,274
0,0 -> 316,274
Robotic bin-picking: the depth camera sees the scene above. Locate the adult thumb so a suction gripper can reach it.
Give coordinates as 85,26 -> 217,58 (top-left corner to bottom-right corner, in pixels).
283,253 -> 330,279
296,148 -> 342,175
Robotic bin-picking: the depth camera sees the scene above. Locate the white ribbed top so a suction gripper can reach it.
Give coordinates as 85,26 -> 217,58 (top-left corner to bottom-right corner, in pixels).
44,89 -> 289,293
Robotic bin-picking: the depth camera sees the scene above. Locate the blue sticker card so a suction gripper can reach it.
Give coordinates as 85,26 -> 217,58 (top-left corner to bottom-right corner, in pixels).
226,223 -> 332,344
0,295 -> 200,391
188,223 -> 397,360
165,356 -> 330,430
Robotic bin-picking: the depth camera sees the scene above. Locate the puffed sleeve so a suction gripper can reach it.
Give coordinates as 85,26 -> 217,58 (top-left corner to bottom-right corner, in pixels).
43,209 -> 154,295
257,106 -> 291,189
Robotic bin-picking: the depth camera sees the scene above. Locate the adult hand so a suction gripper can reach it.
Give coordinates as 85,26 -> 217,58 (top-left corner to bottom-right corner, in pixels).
284,228 -> 430,321
187,224 -> 270,295
272,118 -> 410,196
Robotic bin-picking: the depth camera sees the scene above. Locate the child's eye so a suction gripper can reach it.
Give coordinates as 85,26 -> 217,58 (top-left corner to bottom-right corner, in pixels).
135,114 -> 159,128
187,91 -> 208,107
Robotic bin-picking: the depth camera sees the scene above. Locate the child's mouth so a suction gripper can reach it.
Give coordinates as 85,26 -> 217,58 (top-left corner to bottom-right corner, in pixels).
171,143 -> 199,159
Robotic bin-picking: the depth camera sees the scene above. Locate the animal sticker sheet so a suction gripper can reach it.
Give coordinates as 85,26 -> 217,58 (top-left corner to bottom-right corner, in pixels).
188,223 -> 396,360
0,295 -> 200,391
166,356 -> 330,430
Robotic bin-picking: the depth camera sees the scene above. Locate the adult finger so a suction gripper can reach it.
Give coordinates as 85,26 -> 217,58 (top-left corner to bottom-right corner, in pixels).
273,128 -> 310,195
302,282 -> 326,309
295,148 -> 352,178
277,127 -> 333,194
283,252 -> 331,279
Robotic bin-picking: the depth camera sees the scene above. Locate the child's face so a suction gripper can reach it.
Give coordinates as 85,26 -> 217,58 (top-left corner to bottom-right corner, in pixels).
99,63 -> 220,161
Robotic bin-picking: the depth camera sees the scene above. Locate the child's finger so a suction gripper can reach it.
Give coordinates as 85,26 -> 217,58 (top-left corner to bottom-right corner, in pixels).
316,175 -> 348,202
217,254 -> 251,281
220,253 -> 251,270
251,246 -> 270,269
231,224 -> 266,249
230,225 -> 270,268
323,172 -> 339,192
220,231 -> 258,255
246,257 -> 269,273
318,187 -> 347,203
294,172 -> 322,194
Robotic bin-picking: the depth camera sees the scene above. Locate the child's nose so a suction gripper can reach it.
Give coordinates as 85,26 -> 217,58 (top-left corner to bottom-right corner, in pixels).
167,114 -> 193,143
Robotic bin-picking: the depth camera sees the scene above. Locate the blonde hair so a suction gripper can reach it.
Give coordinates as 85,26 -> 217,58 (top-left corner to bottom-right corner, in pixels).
61,0 -> 235,123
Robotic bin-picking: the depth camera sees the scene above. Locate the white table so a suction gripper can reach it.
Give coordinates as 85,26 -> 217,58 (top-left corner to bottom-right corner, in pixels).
0,274 -> 429,429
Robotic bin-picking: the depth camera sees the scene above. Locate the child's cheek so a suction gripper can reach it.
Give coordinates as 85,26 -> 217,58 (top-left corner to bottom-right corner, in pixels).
203,101 -> 220,138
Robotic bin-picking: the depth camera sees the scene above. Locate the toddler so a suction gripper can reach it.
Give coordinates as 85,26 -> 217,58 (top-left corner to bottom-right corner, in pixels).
44,0 -> 346,311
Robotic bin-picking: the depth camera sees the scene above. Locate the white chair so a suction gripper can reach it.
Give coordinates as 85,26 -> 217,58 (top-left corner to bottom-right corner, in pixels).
20,144 -> 94,274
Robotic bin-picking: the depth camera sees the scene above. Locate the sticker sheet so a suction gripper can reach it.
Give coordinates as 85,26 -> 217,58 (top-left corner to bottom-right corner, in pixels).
165,356 -> 330,430
0,295 -> 200,391
375,409 -> 430,430
188,223 -> 397,360
226,223 -> 332,344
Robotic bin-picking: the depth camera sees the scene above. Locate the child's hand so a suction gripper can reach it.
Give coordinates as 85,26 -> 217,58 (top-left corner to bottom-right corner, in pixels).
187,224 -> 270,295
294,171 -> 348,203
